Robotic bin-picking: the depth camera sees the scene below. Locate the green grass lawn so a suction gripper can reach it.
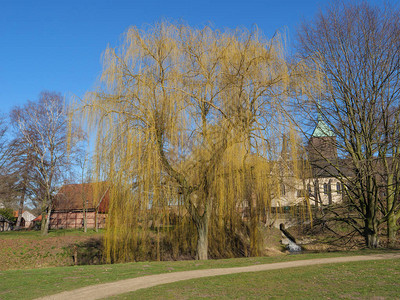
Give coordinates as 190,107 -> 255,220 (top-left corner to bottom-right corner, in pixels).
112,258 -> 400,299
0,249 -> 398,299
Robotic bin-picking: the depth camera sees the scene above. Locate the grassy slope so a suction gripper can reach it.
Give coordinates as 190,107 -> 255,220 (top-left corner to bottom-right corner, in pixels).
0,229 -> 104,239
0,250 -> 398,299
0,229 -> 103,270
114,259 -> 400,299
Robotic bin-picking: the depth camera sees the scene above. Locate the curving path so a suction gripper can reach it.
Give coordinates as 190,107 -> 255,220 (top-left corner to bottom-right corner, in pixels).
37,253 -> 400,300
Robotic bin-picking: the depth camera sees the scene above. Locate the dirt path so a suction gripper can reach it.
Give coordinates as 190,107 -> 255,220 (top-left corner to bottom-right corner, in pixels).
37,253 -> 400,300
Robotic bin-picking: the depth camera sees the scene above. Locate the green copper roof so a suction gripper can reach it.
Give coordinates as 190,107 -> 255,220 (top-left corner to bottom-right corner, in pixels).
312,115 -> 335,137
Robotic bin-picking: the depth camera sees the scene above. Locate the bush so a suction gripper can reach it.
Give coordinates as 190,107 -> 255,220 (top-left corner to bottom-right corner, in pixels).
65,237 -> 104,265
0,208 -> 16,222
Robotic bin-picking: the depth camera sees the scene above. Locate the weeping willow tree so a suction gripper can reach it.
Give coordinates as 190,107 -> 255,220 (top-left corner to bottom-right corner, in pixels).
83,22 -> 319,261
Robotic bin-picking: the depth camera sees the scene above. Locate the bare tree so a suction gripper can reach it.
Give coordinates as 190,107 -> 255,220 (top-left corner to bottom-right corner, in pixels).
297,1 -> 400,247
11,91 -> 84,234
8,139 -> 36,230
0,115 -> 24,212
0,116 -> 11,170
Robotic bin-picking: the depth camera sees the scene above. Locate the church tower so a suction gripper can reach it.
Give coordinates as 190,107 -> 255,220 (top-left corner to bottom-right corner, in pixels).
307,113 -> 338,206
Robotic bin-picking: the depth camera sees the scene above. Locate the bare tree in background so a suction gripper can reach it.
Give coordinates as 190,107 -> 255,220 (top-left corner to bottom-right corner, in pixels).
0,115 -> 21,210
11,91 -> 84,234
6,136 -> 40,230
297,1 -> 400,247
0,116 -> 11,170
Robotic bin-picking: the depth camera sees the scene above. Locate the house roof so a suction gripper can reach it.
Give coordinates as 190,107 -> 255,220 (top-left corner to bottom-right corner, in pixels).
308,157 -> 355,179
32,215 -> 42,222
53,182 -> 109,213
13,211 -> 36,221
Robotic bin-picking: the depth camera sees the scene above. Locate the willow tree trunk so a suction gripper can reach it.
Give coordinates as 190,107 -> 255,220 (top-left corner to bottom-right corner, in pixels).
195,216 -> 209,260
249,192 -> 259,256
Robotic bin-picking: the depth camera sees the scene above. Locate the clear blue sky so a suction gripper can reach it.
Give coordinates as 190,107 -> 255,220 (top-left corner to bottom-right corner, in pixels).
0,0 -> 332,113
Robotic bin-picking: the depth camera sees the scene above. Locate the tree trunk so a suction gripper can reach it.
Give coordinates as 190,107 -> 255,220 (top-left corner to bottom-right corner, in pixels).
365,218 -> 379,248
15,198 -> 24,230
386,182 -> 398,247
328,181 -> 332,205
95,210 -> 98,232
366,232 -> 379,248
16,181 -> 27,230
42,205 -> 52,235
314,180 -> 319,208
387,212 -> 397,248
249,192 -> 259,256
83,208 -> 87,233
40,207 -> 46,233
196,216 -> 209,260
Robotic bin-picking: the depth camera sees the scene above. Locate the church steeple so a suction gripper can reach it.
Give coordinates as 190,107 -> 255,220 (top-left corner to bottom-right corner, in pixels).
311,114 -> 335,137
312,102 -> 335,137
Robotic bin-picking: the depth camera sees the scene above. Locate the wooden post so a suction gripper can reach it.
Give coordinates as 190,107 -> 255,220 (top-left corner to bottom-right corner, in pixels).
73,245 -> 78,265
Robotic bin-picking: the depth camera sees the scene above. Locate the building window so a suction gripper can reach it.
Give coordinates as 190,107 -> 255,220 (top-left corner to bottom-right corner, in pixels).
323,183 -> 328,194
336,182 -> 342,194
